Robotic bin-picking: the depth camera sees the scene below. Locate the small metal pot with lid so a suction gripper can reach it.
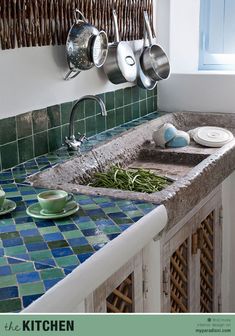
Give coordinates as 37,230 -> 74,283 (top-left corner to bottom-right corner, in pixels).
64,9 -> 108,81
103,10 -> 137,84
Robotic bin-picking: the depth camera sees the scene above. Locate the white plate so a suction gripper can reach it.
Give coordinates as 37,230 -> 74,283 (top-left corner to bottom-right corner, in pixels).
193,126 -> 234,147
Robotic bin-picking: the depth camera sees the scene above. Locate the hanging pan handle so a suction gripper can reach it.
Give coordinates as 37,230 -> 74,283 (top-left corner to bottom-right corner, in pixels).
112,9 -> 120,43
74,9 -> 88,23
143,11 -> 154,46
64,69 -> 81,81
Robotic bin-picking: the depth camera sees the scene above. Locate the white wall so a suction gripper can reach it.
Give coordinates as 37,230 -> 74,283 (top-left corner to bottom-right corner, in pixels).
0,45 -> 132,119
156,0 -> 235,113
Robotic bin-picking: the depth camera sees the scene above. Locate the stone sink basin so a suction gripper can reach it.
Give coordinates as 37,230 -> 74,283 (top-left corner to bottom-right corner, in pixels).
28,111 -> 235,228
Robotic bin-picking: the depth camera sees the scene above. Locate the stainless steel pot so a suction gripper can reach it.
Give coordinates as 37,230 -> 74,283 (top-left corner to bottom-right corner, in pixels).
64,10 -> 108,81
141,11 -> 170,82
103,10 -> 137,84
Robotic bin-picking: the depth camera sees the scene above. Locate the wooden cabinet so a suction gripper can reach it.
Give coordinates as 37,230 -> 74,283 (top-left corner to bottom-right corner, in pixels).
161,186 -> 222,313
85,252 -> 144,313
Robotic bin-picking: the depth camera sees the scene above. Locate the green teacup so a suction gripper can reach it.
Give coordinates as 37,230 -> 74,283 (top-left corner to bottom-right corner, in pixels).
0,190 -> 6,210
37,190 -> 74,214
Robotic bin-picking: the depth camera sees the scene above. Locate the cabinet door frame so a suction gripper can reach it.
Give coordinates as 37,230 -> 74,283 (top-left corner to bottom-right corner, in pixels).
85,251 -> 143,313
161,186 -> 222,313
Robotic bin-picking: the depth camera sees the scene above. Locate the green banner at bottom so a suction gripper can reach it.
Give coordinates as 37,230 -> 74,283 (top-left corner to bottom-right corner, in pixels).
0,314 -> 233,336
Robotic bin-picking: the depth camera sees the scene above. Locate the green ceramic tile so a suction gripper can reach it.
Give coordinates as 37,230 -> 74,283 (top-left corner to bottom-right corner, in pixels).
61,124 -> 69,141
85,100 -> 96,118
103,206 -> 121,213
0,141 -> 19,169
132,86 -> 140,102
106,110 -> 116,129
11,262 -> 35,274
105,91 -> 115,111
0,116 -> 16,145
115,89 -> 124,108
153,95 -> 158,111
147,97 -> 154,114
113,218 -> 133,225
72,245 -> 94,254
40,268 -> 64,280
72,101 -> 85,120
16,112 -> 33,140
96,114 -> 106,134
23,236 -> 44,244
0,231 -> 20,239
47,105 -> 61,128
81,203 -> 100,210
74,119 -> 85,136
0,274 -> 17,288
92,197 -> 111,204
47,240 -> 69,249
115,107 -> 124,126
34,131 -> 49,157
85,116 -> 96,137
16,223 -> 36,231
77,221 -> 97,230
38,227 -> 60,235
62,230 -> 83,239
0,257 -> 7,265
48,127 -> 62,152
139,88 -> 147,100
102,225 -> 121,234
0,298 -> 21,313
32,108 -> 48,133
18,136 -> 34,163
123,87 -> 132,105
5,246 -> 27,256
125,210 -> 143,217
140,100 -> 147,117
132,102 -> 140,119
55,255 -> 79,268
19,282 -> 45,296
124,104 -> 132,123
29,250 -> 53,261
61,102 -> 73,124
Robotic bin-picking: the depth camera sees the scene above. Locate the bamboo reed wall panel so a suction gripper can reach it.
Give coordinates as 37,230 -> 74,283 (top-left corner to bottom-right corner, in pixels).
170,239 -> 189,313
106,274 -> 133,313
200,212 -> 214,313
0,0 -> 153,50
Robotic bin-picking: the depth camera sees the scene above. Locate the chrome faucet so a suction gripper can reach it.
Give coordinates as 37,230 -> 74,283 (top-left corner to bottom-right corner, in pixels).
64,95 -> 107,151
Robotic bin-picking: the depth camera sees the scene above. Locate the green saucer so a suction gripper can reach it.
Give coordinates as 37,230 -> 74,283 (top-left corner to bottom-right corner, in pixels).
26,201 -> 79,219
0,199 -> 17,216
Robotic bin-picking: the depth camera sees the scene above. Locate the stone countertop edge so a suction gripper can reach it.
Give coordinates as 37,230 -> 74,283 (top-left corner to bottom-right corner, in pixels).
22,204 -> 168,313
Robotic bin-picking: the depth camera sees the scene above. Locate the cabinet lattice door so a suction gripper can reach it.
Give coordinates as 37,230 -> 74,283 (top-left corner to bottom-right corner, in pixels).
106,275 -> 133,313
200,212 -> 214,313
170,239 -> 189,313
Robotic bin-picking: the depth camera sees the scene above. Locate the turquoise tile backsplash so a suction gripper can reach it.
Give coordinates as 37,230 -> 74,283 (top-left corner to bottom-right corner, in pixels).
0,86 -> 157,171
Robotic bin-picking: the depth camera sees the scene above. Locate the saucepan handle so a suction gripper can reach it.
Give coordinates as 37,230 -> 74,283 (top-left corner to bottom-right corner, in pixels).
64,69 -> 81,81
143,11 -> 154,46
74,9 -> 88,23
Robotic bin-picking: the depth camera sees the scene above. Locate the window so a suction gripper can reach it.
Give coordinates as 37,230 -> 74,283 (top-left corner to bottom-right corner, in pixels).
199,0 -> 235,70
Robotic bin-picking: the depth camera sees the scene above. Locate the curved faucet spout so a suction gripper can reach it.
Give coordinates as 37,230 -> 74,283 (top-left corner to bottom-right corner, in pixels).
69,95 -> 107,139
65,95 -> 107,151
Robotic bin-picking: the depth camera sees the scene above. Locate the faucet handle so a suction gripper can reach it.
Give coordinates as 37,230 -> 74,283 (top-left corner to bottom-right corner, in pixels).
77,133 -> 88,143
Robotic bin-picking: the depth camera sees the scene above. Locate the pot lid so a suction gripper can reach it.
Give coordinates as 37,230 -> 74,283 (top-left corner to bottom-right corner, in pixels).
193,126 -> 234,147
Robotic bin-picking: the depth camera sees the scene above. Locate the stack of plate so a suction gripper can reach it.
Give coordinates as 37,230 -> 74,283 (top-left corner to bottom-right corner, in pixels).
193,126 -> 234,148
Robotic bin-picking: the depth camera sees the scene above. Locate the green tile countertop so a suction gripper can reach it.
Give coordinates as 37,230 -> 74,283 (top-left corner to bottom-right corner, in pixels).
0,112 -> 161,312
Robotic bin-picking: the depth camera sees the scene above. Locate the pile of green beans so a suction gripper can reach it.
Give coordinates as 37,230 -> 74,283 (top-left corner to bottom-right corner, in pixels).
89,166 -> 171,193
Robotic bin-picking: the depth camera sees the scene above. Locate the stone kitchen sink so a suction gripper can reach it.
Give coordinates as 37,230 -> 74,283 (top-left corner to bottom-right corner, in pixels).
28,111 -> 235,228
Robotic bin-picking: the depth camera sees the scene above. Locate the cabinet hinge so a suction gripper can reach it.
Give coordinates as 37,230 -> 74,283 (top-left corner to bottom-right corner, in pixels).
142,265 -> 148,298
162,267 -> 169,296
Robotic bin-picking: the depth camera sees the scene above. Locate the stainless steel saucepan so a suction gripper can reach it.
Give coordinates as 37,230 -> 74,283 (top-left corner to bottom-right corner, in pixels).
141,11 -> 170,82
64,9 -> 108,81
103,9 -> 137,84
